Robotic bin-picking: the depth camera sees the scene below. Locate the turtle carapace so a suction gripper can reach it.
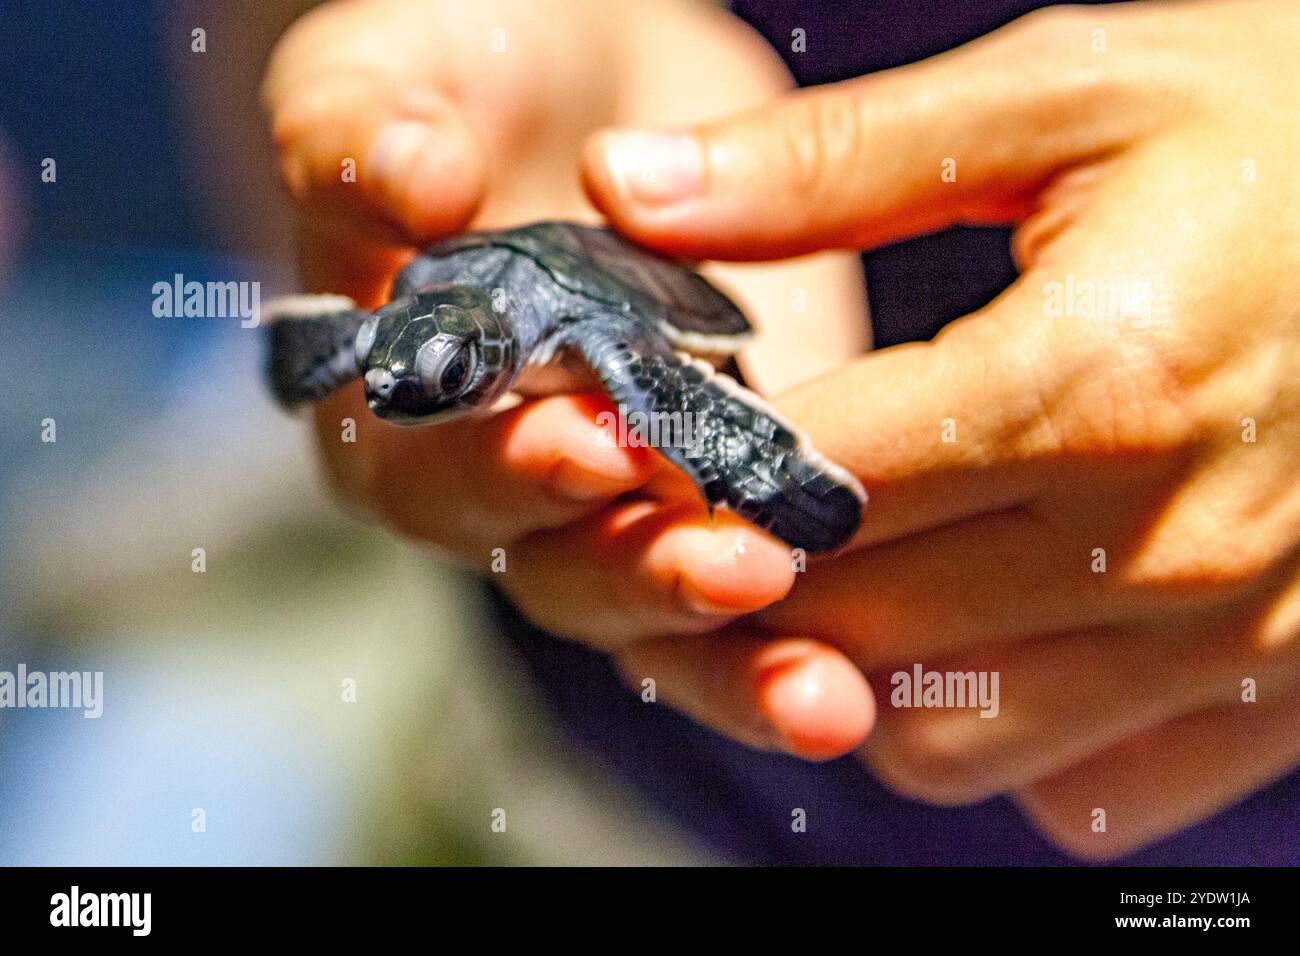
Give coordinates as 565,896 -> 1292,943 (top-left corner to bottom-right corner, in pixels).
265,221 -> 865,553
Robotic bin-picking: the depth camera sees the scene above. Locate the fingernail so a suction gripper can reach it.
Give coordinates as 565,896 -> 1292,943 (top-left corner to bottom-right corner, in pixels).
366,121 -> 477,238
678,578 -> 740,617
367,120 -> 465,225
599,130 -> 704,206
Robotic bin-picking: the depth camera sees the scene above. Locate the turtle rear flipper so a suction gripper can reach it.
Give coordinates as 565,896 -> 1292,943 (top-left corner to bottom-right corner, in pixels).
264,295 -> 368,408
563,314 -> 866,554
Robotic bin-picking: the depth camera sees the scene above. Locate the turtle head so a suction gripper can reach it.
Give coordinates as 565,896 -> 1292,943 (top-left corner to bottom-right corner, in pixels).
357,286 -> 514,424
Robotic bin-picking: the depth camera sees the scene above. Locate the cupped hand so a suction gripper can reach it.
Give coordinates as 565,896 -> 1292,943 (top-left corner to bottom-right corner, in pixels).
579,0 -> 1300,855
262,0 -> 876,761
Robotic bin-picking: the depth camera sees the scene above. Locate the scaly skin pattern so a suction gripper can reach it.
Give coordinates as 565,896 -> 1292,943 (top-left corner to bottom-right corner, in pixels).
265,221 -> 865,552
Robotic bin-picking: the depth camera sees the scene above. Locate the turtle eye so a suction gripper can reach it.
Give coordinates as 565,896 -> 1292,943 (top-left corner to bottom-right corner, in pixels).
439,349 -> 472,393
416,338 -> 477,397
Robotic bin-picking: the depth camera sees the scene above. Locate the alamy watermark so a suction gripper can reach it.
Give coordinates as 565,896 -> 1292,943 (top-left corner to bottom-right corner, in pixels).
0,664 -> 104,718
152,274 -> 261,328
50,886 -> 150,936
1042,272 -> 1164,328
596,405 -> 701,453
890,663 -> 999,718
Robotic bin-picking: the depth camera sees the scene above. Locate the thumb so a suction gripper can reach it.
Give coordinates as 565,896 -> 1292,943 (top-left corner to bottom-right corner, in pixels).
581,6 -> 1167,259
768,272 -> 1097,549
262,6 -> 486,247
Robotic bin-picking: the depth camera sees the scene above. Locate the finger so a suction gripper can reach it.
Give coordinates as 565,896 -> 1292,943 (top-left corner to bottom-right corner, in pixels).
775,219 -> 1204,553
581,6 -> 1183,259
315,385 -> 662,555
1015,690 -> 1300,860
263,4 -> 485,246
754,500 -> 1235,664
501,499 -> 797,646
272,76 -> 484,245
761,282 -> 1060,550
861,605 -> 1300,806
616,635 -> 875,761
756,509 -> 1083,661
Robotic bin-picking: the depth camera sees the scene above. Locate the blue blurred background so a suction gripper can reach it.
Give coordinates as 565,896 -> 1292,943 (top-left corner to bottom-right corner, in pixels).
0,0 -> 701,865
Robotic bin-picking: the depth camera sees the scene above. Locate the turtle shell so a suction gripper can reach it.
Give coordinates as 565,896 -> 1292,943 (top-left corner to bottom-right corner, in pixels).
416,222 -> 752,352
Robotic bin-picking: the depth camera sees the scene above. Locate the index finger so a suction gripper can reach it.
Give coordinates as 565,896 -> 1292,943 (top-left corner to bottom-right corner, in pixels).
770,279 -> 1060,550
263,1 -> 486,249
315,383 -> 664,560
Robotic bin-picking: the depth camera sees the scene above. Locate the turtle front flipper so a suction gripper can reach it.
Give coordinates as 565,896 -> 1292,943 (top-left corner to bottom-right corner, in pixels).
562,314 -> 866,553
264,294 -> 368,408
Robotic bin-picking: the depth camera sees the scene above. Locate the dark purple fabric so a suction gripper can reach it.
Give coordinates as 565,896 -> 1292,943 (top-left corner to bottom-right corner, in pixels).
733,0 -> 1136,348
493,0 -> 1300,865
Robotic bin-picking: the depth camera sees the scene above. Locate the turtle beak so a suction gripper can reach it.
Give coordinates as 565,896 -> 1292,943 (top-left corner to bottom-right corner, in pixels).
364,368 -> 397,405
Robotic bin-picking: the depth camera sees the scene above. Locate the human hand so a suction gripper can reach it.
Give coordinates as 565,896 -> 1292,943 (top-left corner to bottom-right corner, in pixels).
578,0 -> 1300,856
262,0 -> 876,761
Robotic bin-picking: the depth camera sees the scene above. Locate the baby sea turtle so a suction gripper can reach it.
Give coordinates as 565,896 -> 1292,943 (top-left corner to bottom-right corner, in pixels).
265,221 -> 865,552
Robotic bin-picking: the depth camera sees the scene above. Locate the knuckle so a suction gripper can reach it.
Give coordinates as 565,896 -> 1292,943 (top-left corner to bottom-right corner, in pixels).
867,715 -> 999,806
261,5 -> 335,116
1017,788 -> 1131,861
1127,516 -> 1283,602
773,91 -> 865,209
1003,4 -> 1092,51
992,4 -> 1111,103
1034,330 -> 1207,461
263,0 -> 358,98
496,572 -> 594,646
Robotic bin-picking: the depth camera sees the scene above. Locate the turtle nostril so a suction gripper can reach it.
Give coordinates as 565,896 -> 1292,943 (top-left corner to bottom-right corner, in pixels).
364,368 -> 396,398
